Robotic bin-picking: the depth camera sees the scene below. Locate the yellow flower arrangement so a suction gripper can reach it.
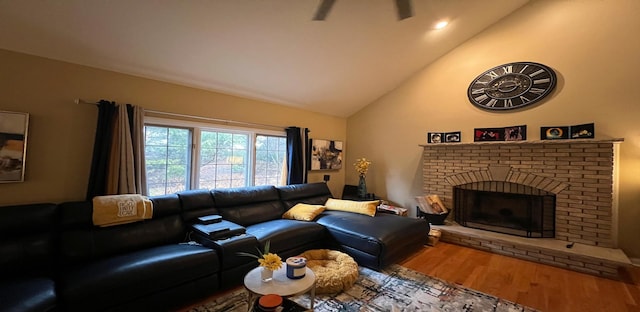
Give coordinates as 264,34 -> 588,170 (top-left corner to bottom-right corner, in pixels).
258,253 -> 282,271
237,240 -> 283,271
354,158 -> 372,176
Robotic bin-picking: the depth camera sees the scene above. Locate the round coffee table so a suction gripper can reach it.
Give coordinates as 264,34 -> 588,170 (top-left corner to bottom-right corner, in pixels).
244,266 -> 316,311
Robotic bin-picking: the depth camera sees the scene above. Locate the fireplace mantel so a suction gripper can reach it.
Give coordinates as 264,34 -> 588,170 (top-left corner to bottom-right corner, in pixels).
419,137 -> 624,148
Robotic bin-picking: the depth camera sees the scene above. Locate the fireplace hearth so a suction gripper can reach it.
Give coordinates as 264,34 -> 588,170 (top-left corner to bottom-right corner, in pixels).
454,183 -> 555,238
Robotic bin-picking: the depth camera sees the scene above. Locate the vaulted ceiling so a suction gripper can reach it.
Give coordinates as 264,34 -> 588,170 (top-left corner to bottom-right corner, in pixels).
0,0 -> 530,117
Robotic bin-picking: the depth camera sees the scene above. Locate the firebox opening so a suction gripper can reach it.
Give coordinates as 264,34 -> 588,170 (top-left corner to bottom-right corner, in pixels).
454,184 -> 555,238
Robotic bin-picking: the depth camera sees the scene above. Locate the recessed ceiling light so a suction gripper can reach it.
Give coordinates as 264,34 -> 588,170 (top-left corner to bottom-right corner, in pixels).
435,21 -> 449,30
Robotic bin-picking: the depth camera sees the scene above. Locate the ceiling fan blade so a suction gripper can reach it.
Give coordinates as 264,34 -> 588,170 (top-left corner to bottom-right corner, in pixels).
395,0 -> 413,20
313,0 -> 336,21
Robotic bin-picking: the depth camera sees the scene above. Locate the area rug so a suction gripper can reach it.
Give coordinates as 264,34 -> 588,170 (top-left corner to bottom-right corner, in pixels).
189,264 -> 538,312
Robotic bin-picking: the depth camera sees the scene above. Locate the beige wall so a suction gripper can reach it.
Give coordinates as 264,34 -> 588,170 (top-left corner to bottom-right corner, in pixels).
0,49 -> 347,205
347,0 -> 640,257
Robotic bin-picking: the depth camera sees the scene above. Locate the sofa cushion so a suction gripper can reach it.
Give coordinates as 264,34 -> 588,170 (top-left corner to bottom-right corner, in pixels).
58,200 -> 186,265
176,189 -> 218,223
213,185 -> 285,226
0,278 -> 56,312
282,203 -> 325,221
57,244 -> 219,310
324,198 -> 379,217
276,183 -> 333,209
0,203 -> 57,278
246,219 -> 327,255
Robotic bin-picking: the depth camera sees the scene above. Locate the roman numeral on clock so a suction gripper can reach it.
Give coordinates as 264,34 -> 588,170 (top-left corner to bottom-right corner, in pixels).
533,78 -> 550,84
504,99 -> 513,107
486,71 -> 500,79
529,69 -> 545,77
474,94 -> 489,103
530,88 -> 546,95
471,88 -> 485,95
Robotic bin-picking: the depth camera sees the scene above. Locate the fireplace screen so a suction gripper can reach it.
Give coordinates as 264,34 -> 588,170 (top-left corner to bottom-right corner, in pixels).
454,185 -> 555,238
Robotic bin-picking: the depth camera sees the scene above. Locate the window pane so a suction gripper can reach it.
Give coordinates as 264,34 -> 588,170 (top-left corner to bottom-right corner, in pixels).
255,134 -> 286,186
144,126 -> 191,196
199,130 -> 249,188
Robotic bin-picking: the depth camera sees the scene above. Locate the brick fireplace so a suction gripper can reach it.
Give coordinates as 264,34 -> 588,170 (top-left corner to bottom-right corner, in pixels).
421,138 -> 630,278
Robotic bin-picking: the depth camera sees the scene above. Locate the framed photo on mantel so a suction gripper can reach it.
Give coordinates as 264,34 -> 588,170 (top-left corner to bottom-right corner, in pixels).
427,132 -> 443,143
427,131 -> 461,143
540,123 -> 594,140
444,131 -> 461,143
474,127 -> 503,142
0,111 -> 29,183
541,126 -> 570,140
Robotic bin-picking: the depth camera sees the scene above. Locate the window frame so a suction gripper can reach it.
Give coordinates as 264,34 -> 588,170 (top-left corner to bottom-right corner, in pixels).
144,116 -> 286,194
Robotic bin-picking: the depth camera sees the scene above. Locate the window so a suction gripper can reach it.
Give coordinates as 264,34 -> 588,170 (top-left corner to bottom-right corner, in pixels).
144,119 -> 286,196
254,134 -> 287,186
144,126 -> 192,196
199,131 -> 248,189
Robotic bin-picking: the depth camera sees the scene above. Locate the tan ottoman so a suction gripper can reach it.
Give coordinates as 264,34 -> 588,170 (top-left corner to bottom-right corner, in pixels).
298,249 -> 359,294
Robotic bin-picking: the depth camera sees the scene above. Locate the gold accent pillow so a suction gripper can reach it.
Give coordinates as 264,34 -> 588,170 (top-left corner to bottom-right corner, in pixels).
324,198 -> 378,217
282,203 -> 326,221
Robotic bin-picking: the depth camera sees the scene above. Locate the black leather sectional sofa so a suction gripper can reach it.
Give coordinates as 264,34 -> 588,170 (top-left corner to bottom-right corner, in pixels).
0,182 -> 428,312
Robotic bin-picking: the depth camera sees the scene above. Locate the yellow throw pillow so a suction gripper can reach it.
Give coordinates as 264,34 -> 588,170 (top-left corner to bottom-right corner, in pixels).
282,203 -> 326,221
324,198 -> 379,217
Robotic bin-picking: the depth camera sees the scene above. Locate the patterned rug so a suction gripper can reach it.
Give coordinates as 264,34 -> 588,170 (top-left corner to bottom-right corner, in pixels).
189,265 -> 538,312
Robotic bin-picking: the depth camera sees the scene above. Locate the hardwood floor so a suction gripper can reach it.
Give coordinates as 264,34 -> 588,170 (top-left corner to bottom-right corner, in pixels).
180,242 -> 640,311
400,242 -> 640,312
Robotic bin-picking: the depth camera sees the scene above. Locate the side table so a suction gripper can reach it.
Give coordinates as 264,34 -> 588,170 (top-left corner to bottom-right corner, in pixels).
243,266 -> 315,311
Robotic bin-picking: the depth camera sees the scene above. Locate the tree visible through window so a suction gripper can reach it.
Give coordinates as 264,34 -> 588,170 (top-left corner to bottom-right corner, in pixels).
199,131 -> 249,189
144,126 -> 191,196
255,134 -> 286,186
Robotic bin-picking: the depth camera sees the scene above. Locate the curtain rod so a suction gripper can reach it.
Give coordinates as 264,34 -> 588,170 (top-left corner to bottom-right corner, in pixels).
75,98 -> 287,131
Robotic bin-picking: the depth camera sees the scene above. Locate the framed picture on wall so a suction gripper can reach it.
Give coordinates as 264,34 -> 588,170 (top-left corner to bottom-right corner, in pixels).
309,139 -> 343,170
0,111 -> 29,183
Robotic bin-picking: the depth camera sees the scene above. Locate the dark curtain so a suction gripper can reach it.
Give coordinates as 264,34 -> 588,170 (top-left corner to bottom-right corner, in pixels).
86,100 -> 147,200
285,127 -> 309,185
86,100 -> 117,200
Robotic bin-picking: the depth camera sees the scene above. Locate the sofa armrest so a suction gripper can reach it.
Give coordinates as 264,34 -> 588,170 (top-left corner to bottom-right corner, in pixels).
193,234 -> 259,270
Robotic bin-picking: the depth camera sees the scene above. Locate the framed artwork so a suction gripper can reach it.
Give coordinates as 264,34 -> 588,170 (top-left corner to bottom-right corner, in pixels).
309,139 -> 343,170
540,126 -> 570,140
0,111 -> 29,183
474,128 -> 503,142
504,125 -> 527,141
570,123 -> 595,139
444,131 -> 461,143
427,132 -> 443,143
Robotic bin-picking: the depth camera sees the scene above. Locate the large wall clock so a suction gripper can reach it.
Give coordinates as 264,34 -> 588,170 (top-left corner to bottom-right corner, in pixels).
467,61 -> 557,111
